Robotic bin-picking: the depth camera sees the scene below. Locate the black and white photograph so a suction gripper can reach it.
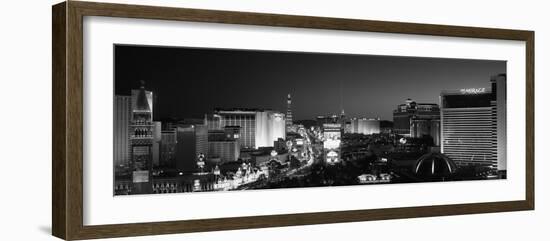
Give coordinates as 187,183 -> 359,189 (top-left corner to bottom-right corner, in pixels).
113,44 -> 507,195
2,0 -> 543,240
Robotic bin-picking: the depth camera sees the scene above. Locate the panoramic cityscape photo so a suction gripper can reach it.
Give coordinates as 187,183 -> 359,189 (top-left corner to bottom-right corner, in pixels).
113,44 -> 507,195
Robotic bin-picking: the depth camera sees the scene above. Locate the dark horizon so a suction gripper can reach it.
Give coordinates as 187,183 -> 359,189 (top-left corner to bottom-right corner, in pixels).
114,44 -> 506,121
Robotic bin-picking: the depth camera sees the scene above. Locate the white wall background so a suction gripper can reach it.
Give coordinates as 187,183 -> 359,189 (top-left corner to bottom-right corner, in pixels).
0,0 -> 547,240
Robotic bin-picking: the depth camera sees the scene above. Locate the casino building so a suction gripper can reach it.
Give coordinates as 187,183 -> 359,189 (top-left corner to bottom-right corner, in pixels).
393,99 -> 440,137
440,74 -> 506,175
322,123 -> 342,164
410,116 -> 440,146
206,108 -> 285,149
129,83 -> 155,194
350,117 -> 381,135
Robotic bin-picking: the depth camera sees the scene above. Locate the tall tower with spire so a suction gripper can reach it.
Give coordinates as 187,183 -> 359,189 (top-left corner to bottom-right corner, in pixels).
339,79 -> 346,133
129,80 -> 154,194
286,94 -> 293,133
340,108 -> 346,132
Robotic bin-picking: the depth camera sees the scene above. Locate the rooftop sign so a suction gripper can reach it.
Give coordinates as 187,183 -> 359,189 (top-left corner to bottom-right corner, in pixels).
460,88 -> 486,94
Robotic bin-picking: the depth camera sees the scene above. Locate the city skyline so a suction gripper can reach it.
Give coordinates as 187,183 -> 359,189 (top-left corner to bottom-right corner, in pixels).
114,45 -> 507,196
114,45 -> 505,121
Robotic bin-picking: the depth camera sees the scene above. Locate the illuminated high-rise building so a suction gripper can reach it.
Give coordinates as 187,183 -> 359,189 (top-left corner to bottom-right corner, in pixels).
286,94 -> 293,133
206,109 -> 285,149
440,74 -> 506,174
129,82 -> 154,194
207,109 -> 256,149
350,118 -> 381,135
114,95 -> 131,167
256,111 -> 286,148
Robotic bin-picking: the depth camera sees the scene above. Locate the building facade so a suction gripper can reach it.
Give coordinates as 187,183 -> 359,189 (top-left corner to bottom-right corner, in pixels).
207,126 -> 241,163
393,99 -> 440,136
176,124 -> 208,174
208,141 -> 240,163
131,89 -> 153,116
322,123 -> 342,164
207,109 -> 285,149
152,121 -> 162,167
410,117 -> 441,146
207,109 -> 257,149
160,129 -> 177,167
350,118 -> 381,135
114,95 -> 131,167
286,94 -> 293,133
256,111 -> 286,148
129,84 -> 154,194
316,115 -> 340,127
440,74 -> 506,173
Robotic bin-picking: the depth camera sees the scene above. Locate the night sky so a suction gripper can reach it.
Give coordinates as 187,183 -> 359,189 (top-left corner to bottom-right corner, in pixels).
114,45 -> 505,121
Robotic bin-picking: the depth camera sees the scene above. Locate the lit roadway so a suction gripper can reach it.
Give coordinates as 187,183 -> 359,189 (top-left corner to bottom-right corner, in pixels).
237,128 -> 323,190
280,129 -> 324,179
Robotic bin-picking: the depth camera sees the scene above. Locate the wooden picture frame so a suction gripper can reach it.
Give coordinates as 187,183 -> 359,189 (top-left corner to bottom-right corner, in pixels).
52,1 -> 534,240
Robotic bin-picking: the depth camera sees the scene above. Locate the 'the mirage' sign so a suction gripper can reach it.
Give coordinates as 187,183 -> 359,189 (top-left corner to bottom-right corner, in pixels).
460,88 -> 486,94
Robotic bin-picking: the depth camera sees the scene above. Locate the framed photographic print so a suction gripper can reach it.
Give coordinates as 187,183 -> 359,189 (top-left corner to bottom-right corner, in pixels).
52,1 -> 534,240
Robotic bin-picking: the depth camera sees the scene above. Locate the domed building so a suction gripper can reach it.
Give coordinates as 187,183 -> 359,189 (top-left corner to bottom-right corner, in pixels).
413,152 -> 457,181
